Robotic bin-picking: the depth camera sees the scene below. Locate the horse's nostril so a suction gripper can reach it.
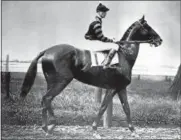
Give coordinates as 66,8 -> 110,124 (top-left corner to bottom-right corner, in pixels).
160,39 -> 163,42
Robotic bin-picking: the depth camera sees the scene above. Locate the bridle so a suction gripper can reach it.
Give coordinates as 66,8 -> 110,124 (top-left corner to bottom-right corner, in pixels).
117,20 -> 155,45
137,20 -> 156,45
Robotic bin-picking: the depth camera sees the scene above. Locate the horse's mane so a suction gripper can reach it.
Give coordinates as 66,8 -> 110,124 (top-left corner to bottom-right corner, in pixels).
120,22 -> 137,41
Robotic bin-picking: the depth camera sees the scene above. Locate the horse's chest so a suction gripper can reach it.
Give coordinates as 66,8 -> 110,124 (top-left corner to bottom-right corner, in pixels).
121,44 -> 137,60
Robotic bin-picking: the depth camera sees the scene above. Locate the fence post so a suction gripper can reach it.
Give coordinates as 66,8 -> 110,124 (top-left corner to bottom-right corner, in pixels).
95,88 -> 102,103
94,53 -> 112,128
138,75 -> 140,80
5,54 -> 11,99
165,76 -> 168,81
6,54 -> 9,72
94,53 -> 102,103
103,90 -> 113,128
177,90 -> 180,101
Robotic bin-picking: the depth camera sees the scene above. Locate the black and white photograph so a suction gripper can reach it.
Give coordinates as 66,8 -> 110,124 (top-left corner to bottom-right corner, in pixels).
1,1 -> 181,139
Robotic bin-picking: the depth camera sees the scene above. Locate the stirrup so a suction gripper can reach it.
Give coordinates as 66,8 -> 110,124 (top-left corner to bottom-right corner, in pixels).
103,65 -> 115,69
103,65 -> 109,69
103,64 -> 114,69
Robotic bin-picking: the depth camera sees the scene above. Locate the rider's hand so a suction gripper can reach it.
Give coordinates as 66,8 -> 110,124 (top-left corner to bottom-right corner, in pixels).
112,38 -> 119,44
112,38 -> 116,42
112,38 -> 117,43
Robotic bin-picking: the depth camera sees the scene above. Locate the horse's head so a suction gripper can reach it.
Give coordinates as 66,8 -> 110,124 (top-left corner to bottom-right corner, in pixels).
131,15 -> 163,47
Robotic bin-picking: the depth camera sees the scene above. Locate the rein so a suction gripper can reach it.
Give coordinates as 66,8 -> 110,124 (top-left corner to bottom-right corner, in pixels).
117,39 -> 152,44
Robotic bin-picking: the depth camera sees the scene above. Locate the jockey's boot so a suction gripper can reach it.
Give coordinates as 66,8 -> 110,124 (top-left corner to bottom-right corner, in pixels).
103,49 -> 117,69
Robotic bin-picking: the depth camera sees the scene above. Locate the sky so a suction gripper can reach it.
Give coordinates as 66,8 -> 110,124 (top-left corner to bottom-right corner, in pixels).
2,1 -> 180,69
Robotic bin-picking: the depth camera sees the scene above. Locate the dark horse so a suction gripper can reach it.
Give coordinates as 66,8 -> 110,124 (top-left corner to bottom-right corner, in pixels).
20,15 -> 162,134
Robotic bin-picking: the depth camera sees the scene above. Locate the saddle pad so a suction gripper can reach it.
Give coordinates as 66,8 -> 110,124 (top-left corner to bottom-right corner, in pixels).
90,51 -> 119,66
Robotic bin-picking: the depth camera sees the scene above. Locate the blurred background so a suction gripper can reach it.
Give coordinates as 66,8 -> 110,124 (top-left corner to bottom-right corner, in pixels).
2,1 -> 180,75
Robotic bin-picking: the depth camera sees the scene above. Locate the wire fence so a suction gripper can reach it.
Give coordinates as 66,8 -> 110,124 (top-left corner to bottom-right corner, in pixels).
1,61 -> 178,76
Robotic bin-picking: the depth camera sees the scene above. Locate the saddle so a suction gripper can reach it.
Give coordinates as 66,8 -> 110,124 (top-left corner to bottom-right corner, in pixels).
75,48 -> 119,72
92,49 -> 119,66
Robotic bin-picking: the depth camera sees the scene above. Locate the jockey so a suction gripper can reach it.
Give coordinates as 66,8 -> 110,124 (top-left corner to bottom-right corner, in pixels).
85,3 -> 118,69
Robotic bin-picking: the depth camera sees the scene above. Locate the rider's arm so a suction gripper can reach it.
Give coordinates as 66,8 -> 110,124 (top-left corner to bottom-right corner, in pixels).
93,22 -> 113,43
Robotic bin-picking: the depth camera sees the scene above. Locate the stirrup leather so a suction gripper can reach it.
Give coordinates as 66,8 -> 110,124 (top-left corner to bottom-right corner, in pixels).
103,49 -> 117,67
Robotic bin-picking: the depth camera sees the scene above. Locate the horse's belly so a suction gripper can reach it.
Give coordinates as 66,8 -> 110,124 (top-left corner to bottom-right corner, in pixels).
73,66 -> 130,89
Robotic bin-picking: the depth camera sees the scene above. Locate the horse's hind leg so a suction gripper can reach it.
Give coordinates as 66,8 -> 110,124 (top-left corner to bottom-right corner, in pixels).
41,70 -> 50,132
41,59 -> 73,133
41,73 -> 73,133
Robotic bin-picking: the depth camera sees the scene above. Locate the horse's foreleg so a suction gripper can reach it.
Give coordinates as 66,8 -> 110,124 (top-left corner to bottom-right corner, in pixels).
118,88 -> 135,132
92,89 -> 117,130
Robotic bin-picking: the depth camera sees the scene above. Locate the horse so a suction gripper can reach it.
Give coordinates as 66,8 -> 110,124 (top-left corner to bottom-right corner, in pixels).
20,15 -> 162,134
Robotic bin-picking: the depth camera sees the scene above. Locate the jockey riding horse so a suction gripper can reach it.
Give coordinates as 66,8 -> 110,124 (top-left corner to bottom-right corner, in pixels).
20,10 -> 163,134
85,3 -> 119,69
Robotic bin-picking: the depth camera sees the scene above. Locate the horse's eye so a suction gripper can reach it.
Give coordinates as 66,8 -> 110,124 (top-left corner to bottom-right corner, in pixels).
143,21 -> 147,25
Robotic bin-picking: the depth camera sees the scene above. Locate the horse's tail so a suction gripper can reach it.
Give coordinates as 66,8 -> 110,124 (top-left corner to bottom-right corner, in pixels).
20,50 -> 46,98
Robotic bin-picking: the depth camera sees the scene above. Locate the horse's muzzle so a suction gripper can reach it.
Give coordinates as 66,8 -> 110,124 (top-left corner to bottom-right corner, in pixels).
151,38 -> 163,47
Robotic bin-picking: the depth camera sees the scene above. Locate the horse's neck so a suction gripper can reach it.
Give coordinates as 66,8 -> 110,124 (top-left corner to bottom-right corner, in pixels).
118,21 -> 143,70
119,36 -> 140,69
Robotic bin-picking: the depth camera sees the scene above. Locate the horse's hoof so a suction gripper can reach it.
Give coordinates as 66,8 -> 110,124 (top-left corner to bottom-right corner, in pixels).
129,125 -> 135,132
92,125 -> 97,131
47,124 -> 56,134
42,126 -> 48,133
93,131 -> 101,139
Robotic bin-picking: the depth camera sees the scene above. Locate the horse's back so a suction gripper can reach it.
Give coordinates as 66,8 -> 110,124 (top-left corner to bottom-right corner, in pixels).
45,44 -> 76,54
42,44 -> 75,61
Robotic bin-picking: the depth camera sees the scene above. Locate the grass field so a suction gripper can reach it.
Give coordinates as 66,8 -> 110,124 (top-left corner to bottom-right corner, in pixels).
1,72 -> 180,128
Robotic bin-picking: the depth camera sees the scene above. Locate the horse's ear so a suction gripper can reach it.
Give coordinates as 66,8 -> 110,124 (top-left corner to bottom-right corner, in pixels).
140,15 -> 145,23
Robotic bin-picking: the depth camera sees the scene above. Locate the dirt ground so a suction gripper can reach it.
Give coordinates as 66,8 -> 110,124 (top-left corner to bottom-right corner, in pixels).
1,125 -> 180,139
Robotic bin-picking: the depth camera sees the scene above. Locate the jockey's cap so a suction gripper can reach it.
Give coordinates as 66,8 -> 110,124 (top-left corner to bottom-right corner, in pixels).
96,3 -> 109,12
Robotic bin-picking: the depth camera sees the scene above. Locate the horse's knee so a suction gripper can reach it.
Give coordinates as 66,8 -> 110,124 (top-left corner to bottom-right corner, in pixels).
98,105 -> 107,115
42,96 -> 53,107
